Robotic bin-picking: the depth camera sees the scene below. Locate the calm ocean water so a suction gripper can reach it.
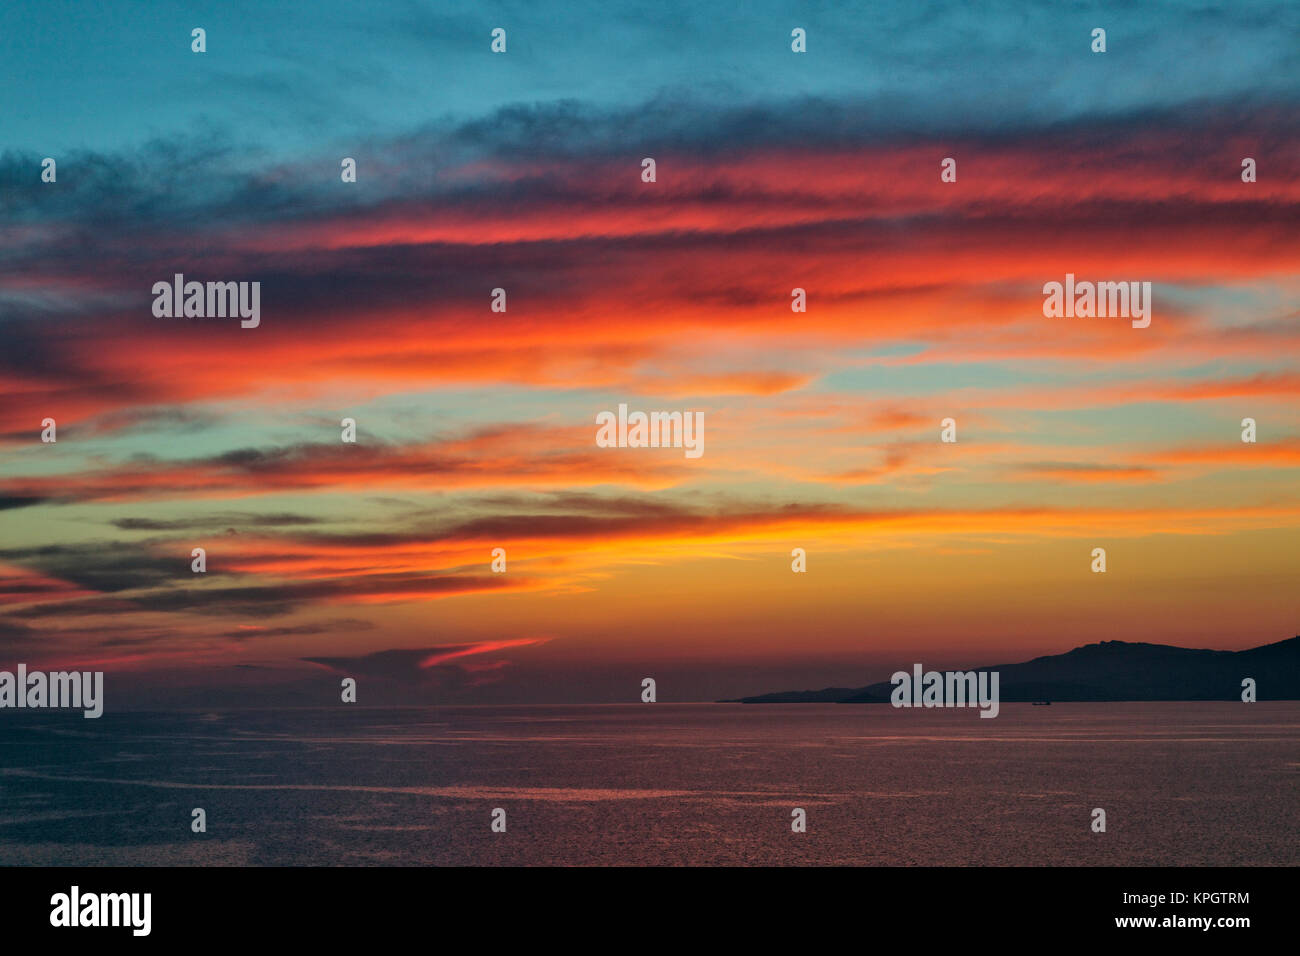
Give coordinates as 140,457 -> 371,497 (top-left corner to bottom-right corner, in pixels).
1,702 -> 1296,866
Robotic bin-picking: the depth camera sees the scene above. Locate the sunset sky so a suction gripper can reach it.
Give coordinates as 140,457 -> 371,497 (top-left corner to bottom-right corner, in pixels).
1,0 -> 1297,705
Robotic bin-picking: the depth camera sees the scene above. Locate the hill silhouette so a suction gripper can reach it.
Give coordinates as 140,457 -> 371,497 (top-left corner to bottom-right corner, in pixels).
732,636 -> 1300,703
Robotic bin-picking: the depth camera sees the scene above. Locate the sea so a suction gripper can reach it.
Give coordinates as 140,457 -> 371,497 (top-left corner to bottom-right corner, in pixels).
1,702 -> 1296,866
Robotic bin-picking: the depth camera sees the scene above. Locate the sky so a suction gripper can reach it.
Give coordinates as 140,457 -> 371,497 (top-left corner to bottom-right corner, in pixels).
0,0 -> 1297,706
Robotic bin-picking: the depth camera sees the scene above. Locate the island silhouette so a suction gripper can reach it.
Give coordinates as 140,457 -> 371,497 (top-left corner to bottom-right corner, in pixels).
730,636 -> 1300,703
